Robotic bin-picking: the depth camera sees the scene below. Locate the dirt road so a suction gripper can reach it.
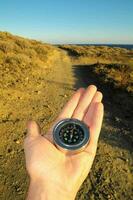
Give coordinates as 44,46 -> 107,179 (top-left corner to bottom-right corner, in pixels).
1,61 -> 133,199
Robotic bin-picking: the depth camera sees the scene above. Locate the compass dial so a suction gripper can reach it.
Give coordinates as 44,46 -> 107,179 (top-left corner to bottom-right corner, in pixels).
59,123 -> 84,145
53,118 -> 90,153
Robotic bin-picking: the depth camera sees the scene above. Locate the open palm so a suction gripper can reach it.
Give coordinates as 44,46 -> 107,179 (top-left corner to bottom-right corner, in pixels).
24,85 -> 104,199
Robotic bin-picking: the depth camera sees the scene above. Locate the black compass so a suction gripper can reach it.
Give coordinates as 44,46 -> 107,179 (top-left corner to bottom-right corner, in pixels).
53,118 -> 90,153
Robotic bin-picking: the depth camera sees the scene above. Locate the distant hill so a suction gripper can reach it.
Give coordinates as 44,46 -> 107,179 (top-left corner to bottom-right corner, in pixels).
58,44 -> 133,64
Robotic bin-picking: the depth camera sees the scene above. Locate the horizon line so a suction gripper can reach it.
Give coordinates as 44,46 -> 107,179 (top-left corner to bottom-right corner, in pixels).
53,43 -> 133,45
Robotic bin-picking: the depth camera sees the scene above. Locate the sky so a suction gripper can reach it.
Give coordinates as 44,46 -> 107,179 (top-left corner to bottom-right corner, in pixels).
0,0 -> 133,44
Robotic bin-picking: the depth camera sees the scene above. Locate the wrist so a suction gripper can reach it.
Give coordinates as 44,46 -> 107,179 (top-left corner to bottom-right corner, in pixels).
26,178 -> 45,200
26,177 -> 76,200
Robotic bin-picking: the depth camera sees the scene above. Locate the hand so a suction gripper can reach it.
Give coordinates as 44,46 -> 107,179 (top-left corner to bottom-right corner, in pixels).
24,85 -> 104,200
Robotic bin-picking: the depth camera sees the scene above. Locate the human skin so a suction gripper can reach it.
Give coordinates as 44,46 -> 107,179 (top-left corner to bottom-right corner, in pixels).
24,85 -> 104,200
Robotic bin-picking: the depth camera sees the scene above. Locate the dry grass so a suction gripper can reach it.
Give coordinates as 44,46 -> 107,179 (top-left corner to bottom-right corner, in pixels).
58,44 -> 133,64
0,31 -> 70,89
0,31 -> 132,93
59,44 -> 133,93
94,63 -> 133,93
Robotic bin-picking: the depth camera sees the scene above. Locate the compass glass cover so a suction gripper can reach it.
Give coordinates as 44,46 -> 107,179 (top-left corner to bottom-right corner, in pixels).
59,123 -> 84,145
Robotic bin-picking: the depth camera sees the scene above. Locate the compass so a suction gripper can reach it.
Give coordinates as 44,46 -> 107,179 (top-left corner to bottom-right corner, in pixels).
53,118 -> 90,153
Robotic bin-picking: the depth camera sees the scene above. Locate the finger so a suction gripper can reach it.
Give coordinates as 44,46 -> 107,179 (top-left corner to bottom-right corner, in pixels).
57,87 -> 85,119
72,85 -> 97,120
44,88 -> 85,142
83,91 -> 103,126
26,120 -> 40,139
84,102 -> 104,156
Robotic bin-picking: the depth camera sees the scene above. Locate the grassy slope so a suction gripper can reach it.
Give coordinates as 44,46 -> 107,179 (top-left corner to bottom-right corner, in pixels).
58,45 -> 133,93
0,32 -> 70,89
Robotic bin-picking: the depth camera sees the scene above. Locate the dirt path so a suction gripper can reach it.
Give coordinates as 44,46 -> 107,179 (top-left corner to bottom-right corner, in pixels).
1,61 -> 133,200
0,61 -> 76,200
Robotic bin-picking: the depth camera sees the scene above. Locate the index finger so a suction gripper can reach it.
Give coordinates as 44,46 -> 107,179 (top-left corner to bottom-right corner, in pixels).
45,87 -> 85,142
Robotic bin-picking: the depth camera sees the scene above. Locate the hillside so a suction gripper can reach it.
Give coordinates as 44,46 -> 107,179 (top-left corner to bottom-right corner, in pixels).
0,32 -> 133,200
59,44 -> 133,93
0,32 -> 72,199
0,32 -> 70,89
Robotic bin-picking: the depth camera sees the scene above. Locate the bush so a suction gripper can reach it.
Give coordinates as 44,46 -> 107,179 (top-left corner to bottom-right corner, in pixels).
94,63 -> 133,93
5,53 -> 30,65
15,38 -> 31,49
0,41 -> 14,53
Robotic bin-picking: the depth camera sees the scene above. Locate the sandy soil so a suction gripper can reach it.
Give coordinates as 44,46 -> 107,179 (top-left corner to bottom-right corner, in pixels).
0,56 -> 133,200
0,61 -> 75,199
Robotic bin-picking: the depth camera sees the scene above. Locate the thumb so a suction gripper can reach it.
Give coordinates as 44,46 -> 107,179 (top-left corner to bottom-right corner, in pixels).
26,120 -> 41,139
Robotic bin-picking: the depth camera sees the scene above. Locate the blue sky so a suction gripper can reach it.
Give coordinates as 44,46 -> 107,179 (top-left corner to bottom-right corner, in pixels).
0,0 -> 133,44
